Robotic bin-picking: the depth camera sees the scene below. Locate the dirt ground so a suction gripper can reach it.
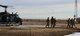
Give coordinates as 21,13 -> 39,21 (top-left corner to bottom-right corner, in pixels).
0,21 -> 80,36
22,21 -> 67,25
22,21 -> 47,25
0,28 -> 80,36
22,21 -> 80,28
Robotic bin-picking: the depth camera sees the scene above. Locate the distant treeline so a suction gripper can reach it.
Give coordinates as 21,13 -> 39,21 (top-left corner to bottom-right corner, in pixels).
22,19 -> 67,23
22,19 -> 46,21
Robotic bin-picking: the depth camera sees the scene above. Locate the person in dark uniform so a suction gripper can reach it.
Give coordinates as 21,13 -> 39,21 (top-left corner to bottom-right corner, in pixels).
46,17 -> 50,28
53,18 -> 56,28
70,18 -> 75,28
67,18 -> 71,28
20,19 -> 22,25
51,16 -> 54,28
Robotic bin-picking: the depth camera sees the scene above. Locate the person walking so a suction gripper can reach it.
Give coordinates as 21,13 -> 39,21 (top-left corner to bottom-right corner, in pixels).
53,18 -> 56,28
51,16 -> 54,28
70,18 -> 75,28
67,18 -> 71,28
46,17 -> 50,28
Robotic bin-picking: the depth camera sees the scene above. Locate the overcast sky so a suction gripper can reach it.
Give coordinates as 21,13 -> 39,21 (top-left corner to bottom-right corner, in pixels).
0,0 -> 80,19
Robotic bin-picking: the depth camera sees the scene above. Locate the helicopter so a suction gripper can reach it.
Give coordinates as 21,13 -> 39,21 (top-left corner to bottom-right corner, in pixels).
0,5 -> 22,26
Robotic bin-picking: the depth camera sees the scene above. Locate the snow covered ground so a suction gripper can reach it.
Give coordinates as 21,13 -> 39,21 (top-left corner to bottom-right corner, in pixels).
64,32 -> 80,36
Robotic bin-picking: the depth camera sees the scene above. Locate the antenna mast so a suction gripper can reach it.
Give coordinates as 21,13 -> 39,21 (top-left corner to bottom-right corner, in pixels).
74,0 -> 78,19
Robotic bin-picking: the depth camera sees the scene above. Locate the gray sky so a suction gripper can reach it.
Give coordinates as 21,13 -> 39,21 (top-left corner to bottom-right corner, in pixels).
0,0 -> 80,19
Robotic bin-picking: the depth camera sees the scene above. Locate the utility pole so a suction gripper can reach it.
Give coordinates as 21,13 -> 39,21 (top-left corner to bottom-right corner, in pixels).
74,0 -> 78,21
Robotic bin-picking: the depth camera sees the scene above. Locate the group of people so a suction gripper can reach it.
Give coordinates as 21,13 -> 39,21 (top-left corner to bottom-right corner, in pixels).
46,16 -> 56,28
46,16 -> 76,28
67,18 -> 76,28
